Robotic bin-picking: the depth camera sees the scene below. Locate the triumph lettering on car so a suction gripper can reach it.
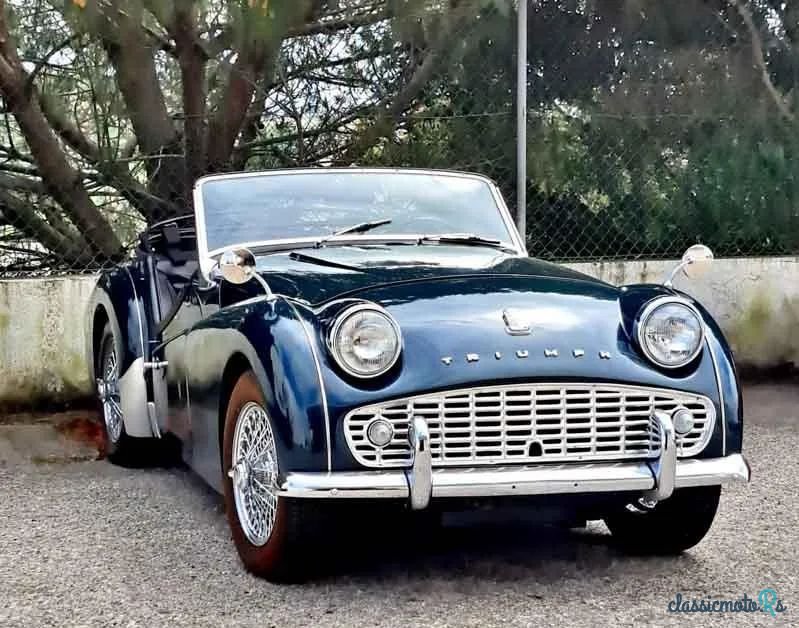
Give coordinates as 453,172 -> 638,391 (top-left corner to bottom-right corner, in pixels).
86,168 -> 749,581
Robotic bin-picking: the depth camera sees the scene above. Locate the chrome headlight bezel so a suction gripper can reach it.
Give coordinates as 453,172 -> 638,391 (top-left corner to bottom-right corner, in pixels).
328,303 -> 402,378
636,296 -> 705,369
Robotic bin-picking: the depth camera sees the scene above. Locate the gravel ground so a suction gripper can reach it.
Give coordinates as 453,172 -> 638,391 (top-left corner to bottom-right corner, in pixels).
1,385 -> 797,627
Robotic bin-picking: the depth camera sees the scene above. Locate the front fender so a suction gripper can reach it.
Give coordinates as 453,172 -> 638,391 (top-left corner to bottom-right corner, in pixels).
691,298 -> 743,455
620,284 -> 743,456
185,297 -> 329,492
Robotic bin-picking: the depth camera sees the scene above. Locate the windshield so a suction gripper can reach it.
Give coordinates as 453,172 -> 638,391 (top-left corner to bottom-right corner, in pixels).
198,171 -> 514,253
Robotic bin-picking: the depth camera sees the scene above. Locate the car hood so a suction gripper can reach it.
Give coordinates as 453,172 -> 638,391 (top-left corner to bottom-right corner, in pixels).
254,244 -> 603,304
303,265 -> 721,412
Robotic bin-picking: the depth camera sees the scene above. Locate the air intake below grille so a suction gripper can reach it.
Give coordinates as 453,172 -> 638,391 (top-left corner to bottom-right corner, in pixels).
344,383 -> 715,468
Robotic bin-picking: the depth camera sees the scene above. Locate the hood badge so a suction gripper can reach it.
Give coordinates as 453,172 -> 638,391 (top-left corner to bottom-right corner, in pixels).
441,348 -> 613,365
502,309 -> 531,336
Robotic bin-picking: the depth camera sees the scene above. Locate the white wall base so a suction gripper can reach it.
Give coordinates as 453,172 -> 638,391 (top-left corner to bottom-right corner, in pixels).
1,257 -> 796,406
566,257 -> 799,368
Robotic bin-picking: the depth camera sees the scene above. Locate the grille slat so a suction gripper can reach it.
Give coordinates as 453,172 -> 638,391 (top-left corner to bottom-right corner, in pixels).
344,383 -> 716,468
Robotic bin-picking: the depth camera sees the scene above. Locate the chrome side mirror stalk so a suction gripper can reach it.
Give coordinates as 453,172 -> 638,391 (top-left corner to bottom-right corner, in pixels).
663,244 -> 714,288
217,248 -> 275,300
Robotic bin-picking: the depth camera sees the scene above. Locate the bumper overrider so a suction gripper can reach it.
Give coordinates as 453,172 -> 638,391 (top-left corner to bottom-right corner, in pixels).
278,413 -> 750,508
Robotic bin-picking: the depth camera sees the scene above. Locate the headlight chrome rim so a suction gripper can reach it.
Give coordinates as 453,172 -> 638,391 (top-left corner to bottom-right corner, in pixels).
328,303 -> 402,378
636,296 -> 705,369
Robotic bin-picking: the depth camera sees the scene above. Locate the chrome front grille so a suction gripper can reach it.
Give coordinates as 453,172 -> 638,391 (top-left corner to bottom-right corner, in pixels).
344,383 -> 716,468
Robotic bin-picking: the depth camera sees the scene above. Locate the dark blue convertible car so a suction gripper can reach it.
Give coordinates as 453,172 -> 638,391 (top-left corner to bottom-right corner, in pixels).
86,168 -> 749,580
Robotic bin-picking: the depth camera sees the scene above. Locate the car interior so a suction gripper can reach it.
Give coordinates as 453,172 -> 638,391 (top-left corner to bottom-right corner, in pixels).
139,215 -> 200,331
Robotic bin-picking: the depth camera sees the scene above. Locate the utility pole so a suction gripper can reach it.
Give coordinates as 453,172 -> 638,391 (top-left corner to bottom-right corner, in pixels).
516,0 -> 528,246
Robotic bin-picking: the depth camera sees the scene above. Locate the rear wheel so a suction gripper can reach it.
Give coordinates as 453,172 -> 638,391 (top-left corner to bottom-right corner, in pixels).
222,371 -> 319,582
97,322 -> 151,466
604,486 -> 721,554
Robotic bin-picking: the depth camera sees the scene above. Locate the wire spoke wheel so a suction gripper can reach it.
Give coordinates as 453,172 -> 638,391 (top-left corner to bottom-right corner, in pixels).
229,401 -> 279,547
99,336 -> 123,444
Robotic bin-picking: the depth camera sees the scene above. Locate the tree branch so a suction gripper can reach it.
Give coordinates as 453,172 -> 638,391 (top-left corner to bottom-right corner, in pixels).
336,2 -> 477,163
167,0 -> 206,195
0,2 -> 122,258
0,187 -> 93,265
285,7 -> 391,38
91,1 -> 183,210
205,3 -> 309,171
730,0 -> 794,121
36,91 -> 176,221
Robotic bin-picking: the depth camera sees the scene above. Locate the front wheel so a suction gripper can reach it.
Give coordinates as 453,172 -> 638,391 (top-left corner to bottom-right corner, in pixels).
222,371 -> 318,581
604,485 -> 721,555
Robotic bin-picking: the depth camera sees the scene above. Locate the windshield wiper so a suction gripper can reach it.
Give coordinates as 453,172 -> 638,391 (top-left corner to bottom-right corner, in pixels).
288,251 -> 365,273
315,218 -> 392,248
418,233 -> 516,253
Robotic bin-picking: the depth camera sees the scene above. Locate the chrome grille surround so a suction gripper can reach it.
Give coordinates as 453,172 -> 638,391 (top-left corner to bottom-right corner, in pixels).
344,383 -> 716,468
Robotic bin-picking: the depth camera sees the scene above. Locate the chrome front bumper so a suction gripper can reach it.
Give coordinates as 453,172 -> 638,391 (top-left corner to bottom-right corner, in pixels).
278,414 -> 750,508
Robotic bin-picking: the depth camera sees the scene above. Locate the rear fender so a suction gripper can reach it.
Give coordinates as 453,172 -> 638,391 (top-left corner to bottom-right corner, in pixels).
86,265 -> 154,438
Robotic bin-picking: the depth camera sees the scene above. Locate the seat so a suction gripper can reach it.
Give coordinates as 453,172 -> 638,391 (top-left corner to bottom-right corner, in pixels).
153,257 -> 199,324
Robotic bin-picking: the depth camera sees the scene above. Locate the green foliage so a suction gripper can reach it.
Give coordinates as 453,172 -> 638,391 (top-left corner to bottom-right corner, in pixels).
2,0 -> 799,275
361,1 -> 799,259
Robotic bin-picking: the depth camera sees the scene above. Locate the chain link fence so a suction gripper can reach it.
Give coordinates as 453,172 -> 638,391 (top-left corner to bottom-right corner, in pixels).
1,0 -> 798,277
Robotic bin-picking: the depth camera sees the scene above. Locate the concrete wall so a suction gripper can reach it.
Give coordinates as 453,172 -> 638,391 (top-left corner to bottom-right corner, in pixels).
0,277 -> 95,408
566,257 -> 799,368
1,256 -> 797,407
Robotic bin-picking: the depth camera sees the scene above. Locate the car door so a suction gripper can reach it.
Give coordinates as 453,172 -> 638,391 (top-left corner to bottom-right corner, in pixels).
141,221 -> 205,440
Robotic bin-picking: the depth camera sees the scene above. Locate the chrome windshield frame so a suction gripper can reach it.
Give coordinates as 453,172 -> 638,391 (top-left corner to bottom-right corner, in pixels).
192,168 -> 527,280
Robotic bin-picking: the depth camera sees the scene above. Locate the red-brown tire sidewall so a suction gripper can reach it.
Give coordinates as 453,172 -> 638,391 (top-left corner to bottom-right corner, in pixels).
222,371 -> 293,577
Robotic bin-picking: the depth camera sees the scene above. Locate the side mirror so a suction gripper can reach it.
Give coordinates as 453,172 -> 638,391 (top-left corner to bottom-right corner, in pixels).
663,244 -> 714,287
681,244 -> 714,279
216,247 -> 275,300
219,248 -> 257,285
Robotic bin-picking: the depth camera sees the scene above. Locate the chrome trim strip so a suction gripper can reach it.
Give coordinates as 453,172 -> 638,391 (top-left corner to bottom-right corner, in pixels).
705,335 -> 727,456
192,168 -> 526,280
205,233 -> 521,259
428,463 -> 655,498
278,471 -> 409,499
123,266 -> 147,360
277,454 -> 750,500
121,267 -> 156,438
286,299 -> 332,472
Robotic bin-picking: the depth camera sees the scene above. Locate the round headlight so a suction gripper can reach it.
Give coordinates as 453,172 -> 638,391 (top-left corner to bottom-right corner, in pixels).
329,304 -> 401,377
637,298 -> 704,368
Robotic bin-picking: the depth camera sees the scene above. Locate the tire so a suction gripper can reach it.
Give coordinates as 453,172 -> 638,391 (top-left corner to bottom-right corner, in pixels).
604,486 -> 721,555
222,371 -> 319,582
96,322 -> 152,467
